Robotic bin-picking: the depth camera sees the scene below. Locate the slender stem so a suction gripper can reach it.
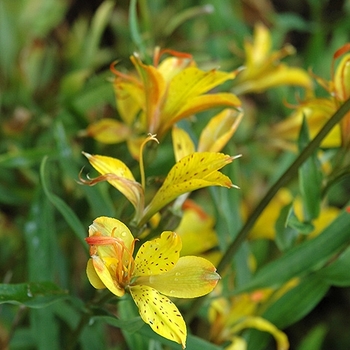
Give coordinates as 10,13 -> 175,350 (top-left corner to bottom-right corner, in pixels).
217,97 -> 350,274
186,97 -> 350,323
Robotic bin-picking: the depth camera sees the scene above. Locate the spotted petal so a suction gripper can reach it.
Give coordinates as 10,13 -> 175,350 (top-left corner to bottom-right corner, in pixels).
133,231 -> 181,277
139,152 -> 236,226
138,256 -> 220,298
172,126 -> 195,162
129,285 -> 187,348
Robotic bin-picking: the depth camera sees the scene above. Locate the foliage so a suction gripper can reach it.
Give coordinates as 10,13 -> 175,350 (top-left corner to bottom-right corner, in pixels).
1,0 -> 350,349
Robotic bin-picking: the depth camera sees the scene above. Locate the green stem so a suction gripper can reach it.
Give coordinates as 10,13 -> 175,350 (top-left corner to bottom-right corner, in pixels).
217,97 -> 350,274
186,97 -> 350,323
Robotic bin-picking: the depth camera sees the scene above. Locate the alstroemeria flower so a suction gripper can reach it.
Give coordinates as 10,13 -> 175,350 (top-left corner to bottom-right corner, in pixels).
81,142 -> 238,226
86,216 -> 220,348
233,23 -> 312,95
209,286 -> 294,350
271,43 -> 350,149
85,48 -> 241,158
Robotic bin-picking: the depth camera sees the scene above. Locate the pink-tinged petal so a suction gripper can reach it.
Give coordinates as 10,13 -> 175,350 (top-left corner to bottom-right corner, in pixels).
172,126 -> 195,162
90,255 -> 125,297
85,118 -> 131,144
88,216 -> 134,247
198,109 -> 243,153
160,93 -> 241,136
139,152 -> 236,226
86,258 -> 106,289
133,231 -> 181,277
131,55 -> 166,134
82,153 -> 144,217
137,256 -> 220,298
129,285 -> 187,348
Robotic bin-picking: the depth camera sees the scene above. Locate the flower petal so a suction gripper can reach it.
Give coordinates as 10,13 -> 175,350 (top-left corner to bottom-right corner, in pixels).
133,231 -> 181,277
230,316 -> 289,350
90,255 -> 125,297
86,258 -> 106,289
85,118 -> 131,144
139,256 -> 220,298
139,152 -> 236,225
160,93 -> 241,136
83,153 -> 144,217
129,285 -> 187,348
131,55 -> 166,134
172,126 -> 195,162
198,108 -> 243,153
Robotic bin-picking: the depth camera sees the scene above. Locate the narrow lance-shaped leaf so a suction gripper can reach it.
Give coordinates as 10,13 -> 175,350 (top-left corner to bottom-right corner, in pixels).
0,282 -> 67,308
139,152 -> 237,226
298,116 -> 323,221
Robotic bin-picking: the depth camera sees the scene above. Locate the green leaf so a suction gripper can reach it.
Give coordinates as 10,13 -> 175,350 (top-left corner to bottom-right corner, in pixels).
297,324 -> 328,350
234,208 -> 350,294
92,315 -> 144,333
129,0 -> 146,56
317,246 -> 350,286
0,149 -> 56,168
262,275 -> 329,328
138,323 -> 224,350
40,156 -> 87,246
0,282 -> 67,308
298,116 -> 323,220
275,202 -> 298,251
54,118 -> 116,218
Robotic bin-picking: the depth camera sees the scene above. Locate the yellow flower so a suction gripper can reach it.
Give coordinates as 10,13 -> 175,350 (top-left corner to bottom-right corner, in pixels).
233,23 -> 312,95
272,43 -> 350,149
86,216 -> 220,348
209,288 -> 292,350
81,134 -> 238,226
85,48 -> 241,157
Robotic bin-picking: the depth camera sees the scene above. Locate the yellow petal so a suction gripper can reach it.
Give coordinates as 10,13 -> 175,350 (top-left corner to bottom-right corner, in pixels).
139,152 -> 236,225
133,231 -> 181,276
230,316 -> 289,350
157,56 -> 193,83
129,284 -> 187,348
139,256 -> 220,298
86,258 -> 106,289
131,55 -> 167,134
198,109 -> 243,153
160,93 -> 241,136
175,201 -> 218,256
85,118 -> 131,144
90,255 -> 125,297
272,99 -> 341,149
114,80 -> 144,126
172,126 -> 195,162
226,336 -> 247,350
245,23 -> 272,68
87,216 -> 134,249
83,152 -> 144,217
235,66 -> 312,94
